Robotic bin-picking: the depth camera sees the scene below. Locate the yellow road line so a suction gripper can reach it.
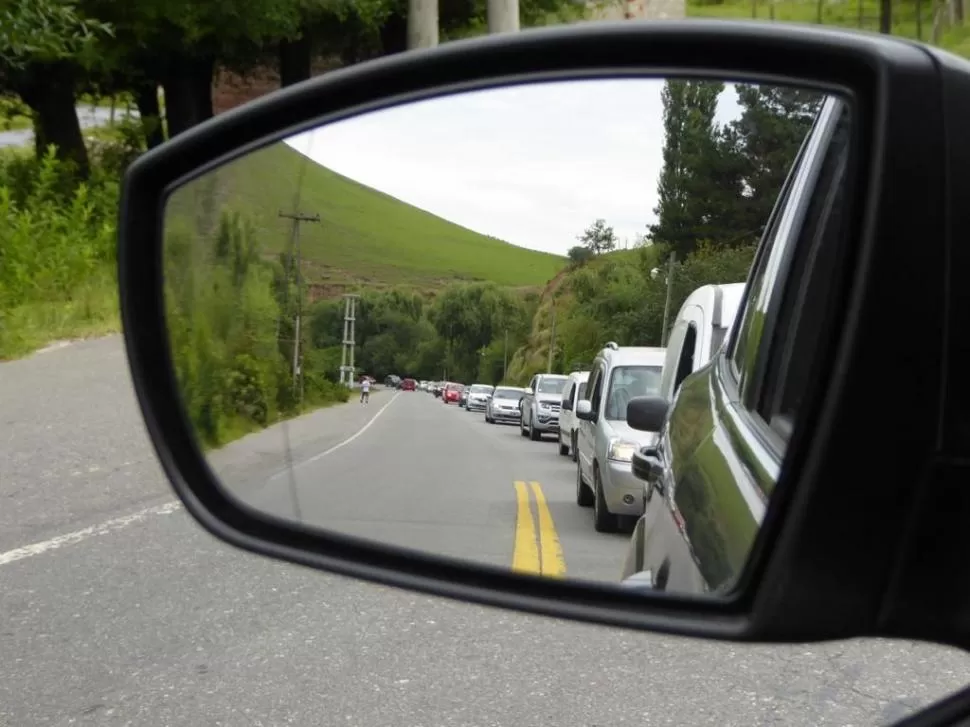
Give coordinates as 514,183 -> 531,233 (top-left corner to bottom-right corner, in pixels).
512,481 -> 541,574
530,481 -> 567,578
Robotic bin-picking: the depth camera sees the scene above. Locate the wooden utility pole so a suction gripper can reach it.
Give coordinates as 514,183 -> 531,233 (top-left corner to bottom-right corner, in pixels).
660,251 -> 676,347
547,307 -> 557,373
503,328 -> 509,382
278,211 -> 321,401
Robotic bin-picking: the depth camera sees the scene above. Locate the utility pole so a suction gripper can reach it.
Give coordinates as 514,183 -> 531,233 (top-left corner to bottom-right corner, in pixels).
278,211 -> 321,401
339,294 -> 360,386
547,307 -> 556,373
660,251 -> 676,347
408,0 -> 438,48
503,328 -> 509,383
488,0 -> 520,33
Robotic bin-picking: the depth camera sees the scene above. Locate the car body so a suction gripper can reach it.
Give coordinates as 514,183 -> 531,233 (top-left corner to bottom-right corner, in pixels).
459,386 -> 469,407
575,343 -> 666,532
519,373 -> 569,441
400,378 -> 416,391
620,94 -> 852,594
385,374 -> 401,388
443,383 -> 463,404
557,371 -> 590,460
465,384 -> 494,412
485,387 -> 526,424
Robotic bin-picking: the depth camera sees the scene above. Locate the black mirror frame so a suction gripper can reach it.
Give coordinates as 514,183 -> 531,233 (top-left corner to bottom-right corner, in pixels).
627,395 -> 669,433
118,19 -> 961,650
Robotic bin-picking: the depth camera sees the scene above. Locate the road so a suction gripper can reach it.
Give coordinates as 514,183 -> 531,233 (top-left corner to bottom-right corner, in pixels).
2,335 -> 970,726
0,106 -> 139,149
209,387 -> 629,582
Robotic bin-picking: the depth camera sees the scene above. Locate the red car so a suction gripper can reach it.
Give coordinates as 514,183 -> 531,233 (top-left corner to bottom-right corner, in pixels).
400,378 -> 416,391
443,384 -> 462,404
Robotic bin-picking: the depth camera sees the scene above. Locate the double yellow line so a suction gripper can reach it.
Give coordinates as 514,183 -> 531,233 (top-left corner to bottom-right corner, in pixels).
512,481 -> 566,578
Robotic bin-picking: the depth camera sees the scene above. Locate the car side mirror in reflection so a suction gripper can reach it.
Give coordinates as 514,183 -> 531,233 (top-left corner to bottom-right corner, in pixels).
575,399 -> 594,421
627,396 -> 668,432
631,445 -> 663,484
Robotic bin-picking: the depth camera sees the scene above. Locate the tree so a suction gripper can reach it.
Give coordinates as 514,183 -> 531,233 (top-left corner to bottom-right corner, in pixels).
567,245 -> 593,266
648,79 -> 739,261
577,218 -> 617,255
0,0 -> 113,176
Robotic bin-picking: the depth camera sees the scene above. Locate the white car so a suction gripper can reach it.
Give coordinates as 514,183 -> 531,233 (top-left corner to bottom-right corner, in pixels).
557,370 -> 590,460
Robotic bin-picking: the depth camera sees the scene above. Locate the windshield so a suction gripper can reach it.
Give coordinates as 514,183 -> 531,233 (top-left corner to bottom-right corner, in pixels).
537,377 -> 567,395
493,388 -> 522,400
577,382 -> 587,401
470,385 -> 494,394
605,366 -> 663,420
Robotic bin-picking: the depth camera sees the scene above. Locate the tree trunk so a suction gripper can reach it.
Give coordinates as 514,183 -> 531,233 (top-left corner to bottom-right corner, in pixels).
162,56 -> 215,138
134,82 -> 165,149
279,35 -> 312,87
879,0 -> 892,32
16,61 -> 89,178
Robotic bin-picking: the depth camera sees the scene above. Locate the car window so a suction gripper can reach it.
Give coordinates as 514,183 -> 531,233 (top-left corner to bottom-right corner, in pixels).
588,365 -> 604,413
674,323 -> 698,395
726,97 -> 850,452
536,377 -> 567,395
605,365 -> 664,420
759,104 -> 851,442
562,382 -> 574,405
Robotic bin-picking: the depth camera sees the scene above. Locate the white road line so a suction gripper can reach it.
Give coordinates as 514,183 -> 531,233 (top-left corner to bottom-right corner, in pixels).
0,501 -> 182,568
269,391 -> 402,481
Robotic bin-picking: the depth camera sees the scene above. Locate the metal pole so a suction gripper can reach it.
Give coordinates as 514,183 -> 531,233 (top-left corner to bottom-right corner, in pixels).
660,252 -> 676,347
488,0 -> 520,33
408,0 -> 438,48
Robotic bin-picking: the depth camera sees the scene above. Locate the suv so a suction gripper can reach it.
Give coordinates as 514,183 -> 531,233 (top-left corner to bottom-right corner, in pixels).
575,343 -> 665,533
558,371 -> 590,460
519,373 -> 569,441
620,95 -> 850,594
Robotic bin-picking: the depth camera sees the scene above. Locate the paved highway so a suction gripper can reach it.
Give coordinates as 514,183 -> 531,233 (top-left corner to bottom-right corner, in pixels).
3,335 -> 970,726
212,388 -> 629,583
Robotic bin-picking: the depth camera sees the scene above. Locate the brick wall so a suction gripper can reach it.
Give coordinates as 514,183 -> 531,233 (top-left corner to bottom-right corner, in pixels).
211,58 -> 340,115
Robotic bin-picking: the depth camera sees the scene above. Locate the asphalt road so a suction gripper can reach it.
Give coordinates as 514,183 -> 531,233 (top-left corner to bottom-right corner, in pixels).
0,106 -> 139,149
3,335 -> 970,727
210,387 -> 629,583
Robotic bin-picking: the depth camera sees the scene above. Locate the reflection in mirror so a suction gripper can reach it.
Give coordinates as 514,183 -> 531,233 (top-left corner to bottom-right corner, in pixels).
162,77 -> 844,596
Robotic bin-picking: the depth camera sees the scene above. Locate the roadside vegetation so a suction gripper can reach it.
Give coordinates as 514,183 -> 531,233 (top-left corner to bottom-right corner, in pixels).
3,0 -> 965,447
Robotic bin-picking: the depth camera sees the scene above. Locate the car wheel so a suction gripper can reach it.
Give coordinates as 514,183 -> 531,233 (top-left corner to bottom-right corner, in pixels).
593,465 -> 619,533
571,431 -> 578,462
529,413 -> 541,442
558,431 -> 569,457
520,415 -> 528,437
576,458 -> 593,508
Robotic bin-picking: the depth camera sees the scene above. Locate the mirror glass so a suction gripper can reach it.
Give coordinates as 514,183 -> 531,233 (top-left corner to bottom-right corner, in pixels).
162,77 -> 845,596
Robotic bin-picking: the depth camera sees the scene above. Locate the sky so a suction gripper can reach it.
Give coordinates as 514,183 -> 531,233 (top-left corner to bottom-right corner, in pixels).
285,79 -> 743,256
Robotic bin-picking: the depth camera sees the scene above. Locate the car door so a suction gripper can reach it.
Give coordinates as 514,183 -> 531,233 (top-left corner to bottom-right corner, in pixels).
577,364 -> 604,482
633,96 -> 852,595
560,381 -> 575,434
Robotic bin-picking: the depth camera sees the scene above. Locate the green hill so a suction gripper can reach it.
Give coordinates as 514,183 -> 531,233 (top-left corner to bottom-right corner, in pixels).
167,142 -> 565,296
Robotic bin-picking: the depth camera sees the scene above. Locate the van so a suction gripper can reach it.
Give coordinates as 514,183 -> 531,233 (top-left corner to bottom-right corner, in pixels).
557,371 -> 590,460
659,283 -> 746,403
574,343 -> 666,532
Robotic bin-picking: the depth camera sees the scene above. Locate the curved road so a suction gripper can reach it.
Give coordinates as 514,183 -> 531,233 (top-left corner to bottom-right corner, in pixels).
3,336 -> 970,726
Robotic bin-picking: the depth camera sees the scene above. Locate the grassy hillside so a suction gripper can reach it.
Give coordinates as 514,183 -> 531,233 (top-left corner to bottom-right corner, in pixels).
167,142 -> 565,297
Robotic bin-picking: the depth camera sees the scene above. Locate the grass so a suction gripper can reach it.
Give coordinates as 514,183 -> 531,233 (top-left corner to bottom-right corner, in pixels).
687,0 -> 970,57
166,142 -> 566,294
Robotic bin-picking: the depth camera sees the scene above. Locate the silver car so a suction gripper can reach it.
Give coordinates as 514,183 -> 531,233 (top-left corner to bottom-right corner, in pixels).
485,387 -> 525,424
465,384 -> 494,411
519,373 -> 569,441
575,343 -> 666,533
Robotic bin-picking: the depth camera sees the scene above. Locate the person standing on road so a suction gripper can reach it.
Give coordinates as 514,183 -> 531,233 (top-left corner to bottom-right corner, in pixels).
360,376 -> 371,405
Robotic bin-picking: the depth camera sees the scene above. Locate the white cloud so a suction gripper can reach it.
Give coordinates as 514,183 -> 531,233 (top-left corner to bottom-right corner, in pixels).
286,79 -> 743,256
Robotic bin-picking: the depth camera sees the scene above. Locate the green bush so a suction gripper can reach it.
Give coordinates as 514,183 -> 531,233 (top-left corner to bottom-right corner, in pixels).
0,147 -> 119,358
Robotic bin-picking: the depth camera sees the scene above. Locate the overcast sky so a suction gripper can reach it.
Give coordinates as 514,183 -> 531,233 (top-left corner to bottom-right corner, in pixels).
285,79 -> 743,256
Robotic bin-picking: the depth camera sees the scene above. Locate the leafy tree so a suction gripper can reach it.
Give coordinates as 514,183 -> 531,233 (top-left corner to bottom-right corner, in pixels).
577,218 -> 617,255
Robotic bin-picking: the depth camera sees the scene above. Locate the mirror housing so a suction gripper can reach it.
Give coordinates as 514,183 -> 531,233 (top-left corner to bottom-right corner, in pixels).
575,399 -> 594,421
116,20 -> 955,648
561,398 -> 573,411
524,388 -> 534,396
631,445 -> 664,484
627,396 -> 668,433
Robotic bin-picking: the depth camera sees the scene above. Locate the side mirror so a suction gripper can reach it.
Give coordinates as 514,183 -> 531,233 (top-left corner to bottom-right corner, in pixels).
561,398 -> 573,411
575,399 -> 594,421
631,445 -> 664,484
627,396 -> 669,432
525,388 -> 534,396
